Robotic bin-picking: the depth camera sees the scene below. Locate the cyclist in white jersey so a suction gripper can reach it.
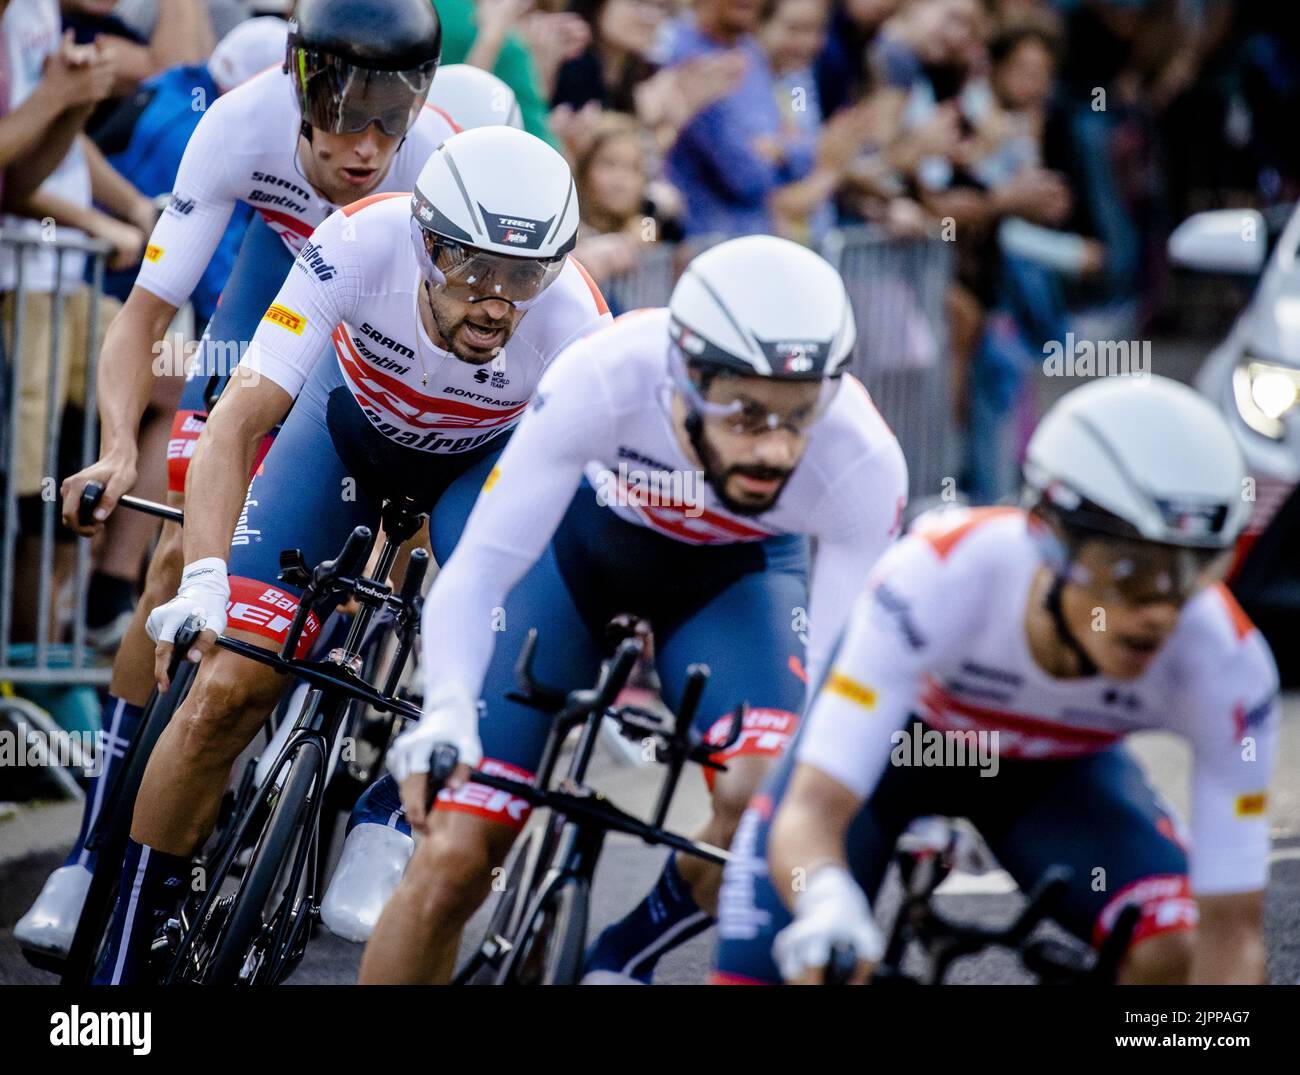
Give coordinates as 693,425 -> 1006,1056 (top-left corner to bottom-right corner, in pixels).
84,126 -> 609,984
361,236 -> 908,984
714,376 -> 1281,985
18,0 -> 450,958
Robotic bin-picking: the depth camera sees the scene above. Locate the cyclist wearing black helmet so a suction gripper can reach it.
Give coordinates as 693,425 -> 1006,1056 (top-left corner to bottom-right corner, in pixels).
24,0 -> 451,963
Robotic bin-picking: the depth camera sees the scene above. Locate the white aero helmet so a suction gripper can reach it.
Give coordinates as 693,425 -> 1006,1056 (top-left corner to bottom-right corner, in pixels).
209,17 -> 290,95
668,235 -> 856,382
410,127 -> 578,307
427,64 -> 523,130
1024,374 -> 1250,550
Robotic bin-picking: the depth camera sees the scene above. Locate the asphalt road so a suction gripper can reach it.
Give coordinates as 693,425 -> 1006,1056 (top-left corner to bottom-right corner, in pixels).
3,692 -> 1297,985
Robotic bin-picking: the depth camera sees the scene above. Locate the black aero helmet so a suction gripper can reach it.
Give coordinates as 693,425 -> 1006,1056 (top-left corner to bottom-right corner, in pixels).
286,0 -> 442,138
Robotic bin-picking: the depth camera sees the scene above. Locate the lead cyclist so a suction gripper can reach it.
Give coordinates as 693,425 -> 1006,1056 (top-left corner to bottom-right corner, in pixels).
714,375 -> 1281,985
19,0 -> 454,956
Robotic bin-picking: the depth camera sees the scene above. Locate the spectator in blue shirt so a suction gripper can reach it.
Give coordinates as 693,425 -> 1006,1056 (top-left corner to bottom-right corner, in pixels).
666,0 -> 816,238
92,16 -> 286,324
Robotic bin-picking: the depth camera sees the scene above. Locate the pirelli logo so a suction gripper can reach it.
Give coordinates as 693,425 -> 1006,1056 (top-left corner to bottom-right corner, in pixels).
144,244 -> 164,263
263,303 -> 306,335
482,464 -> 501,492
1235,791 -> 1268,817
825,671 -> 876,710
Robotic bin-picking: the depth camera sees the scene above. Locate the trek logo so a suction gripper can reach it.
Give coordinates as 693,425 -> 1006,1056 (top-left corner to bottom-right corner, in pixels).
263,304 -> 306,335
480,205 -> 553,252
759,337 -> 825,375
297,240 -> 336,282
167,194 -> 195,216
359,322 -> 415,360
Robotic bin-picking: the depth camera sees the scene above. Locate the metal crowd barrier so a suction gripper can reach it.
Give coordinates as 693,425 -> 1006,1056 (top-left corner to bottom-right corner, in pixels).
823,225 -> 957,503
0,225 -> 954,692
0,227 -> 113,686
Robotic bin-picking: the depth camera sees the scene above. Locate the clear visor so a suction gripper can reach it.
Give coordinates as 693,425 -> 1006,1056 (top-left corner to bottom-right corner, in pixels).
422,232 -> 565,309
668,345 -> 841,436
292,48 -> 436,137
1064,535 -> 1232,607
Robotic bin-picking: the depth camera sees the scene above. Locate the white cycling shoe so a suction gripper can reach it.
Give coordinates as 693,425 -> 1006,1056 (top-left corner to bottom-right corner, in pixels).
14,864 -> 92,956
319,823 -> 414,943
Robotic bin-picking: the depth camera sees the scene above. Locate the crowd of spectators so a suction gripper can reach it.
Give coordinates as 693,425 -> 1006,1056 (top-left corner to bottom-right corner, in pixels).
3,0 -> 1300,709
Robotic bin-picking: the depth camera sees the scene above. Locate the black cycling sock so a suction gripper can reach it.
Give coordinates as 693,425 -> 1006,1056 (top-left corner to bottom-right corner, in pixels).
583,853 -> 713,982
92,839 -> 188,985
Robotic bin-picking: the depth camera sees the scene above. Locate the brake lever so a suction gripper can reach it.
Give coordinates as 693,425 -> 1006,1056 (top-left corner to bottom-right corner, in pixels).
424,743 -> 460,812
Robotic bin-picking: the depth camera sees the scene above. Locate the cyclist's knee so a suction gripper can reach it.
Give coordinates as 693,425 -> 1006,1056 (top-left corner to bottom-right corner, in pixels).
707,753 -> 776,846
401,819 -> 499,926
1117,928 -> 1195,984
171,654 -> 281,763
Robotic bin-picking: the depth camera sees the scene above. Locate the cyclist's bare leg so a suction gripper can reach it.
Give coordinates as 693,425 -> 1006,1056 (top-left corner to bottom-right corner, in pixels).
675,753 -> 772,915
360,810 -> 516,984
1116,930 -> 1194,984
107,491 -> 186,707
129,630 -> 287,854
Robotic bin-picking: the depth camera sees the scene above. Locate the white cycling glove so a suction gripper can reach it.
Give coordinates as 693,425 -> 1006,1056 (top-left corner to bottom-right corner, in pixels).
386,685 -> 482,781
145,557 -> 230,645
773,863 -> 884,982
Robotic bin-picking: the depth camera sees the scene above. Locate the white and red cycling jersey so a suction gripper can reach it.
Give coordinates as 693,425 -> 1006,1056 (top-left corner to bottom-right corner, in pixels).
135,66 -> 459,309
798,505 -> 1282,895
418,306 -> 909,711
249,192 -> 611,452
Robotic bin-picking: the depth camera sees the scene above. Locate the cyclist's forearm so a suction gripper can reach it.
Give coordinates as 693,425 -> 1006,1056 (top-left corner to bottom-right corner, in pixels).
97,291 -> 179,459
769,772 -> 855,913
182,384 -> 290,565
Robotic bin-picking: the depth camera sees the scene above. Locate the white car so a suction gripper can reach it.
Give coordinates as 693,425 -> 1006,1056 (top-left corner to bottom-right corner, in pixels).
1170,206 -> 1300,684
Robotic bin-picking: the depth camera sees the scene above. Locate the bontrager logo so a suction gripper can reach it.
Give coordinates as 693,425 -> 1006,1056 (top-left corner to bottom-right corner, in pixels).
50,1007 -> 151,1055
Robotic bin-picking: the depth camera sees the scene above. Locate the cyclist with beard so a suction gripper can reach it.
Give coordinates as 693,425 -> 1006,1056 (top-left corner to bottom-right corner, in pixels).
91,127 -> 610,984
713,376 -> 1280,985
19,0 -> 453,959
366,235 -> 909,984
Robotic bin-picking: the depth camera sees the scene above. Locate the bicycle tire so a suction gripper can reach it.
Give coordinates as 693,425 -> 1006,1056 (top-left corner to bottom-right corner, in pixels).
457,823 -> 546,984
203,744 -> 321,984
537,876 -> 590,986
60,664 -> 197,985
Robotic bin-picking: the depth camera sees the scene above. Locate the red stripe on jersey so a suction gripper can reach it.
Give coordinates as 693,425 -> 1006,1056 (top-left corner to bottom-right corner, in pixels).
256,206 -> 314,238
334,327 -> 529,427
612,474 -> 772,543
567,255 -> 610,316
919,677 -> 1121,749
340,190 -> 408,218
422,102 -> 461,133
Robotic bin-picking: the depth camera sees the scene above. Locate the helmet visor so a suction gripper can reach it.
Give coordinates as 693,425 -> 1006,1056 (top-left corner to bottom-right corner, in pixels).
669,345 -> 841,436
1064,533 -> 1232,607
423,233 -> 565,309
291,48 -> 436,137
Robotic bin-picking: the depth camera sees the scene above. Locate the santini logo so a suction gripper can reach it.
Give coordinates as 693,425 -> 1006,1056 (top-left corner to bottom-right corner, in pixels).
50,1007 -> 151,1055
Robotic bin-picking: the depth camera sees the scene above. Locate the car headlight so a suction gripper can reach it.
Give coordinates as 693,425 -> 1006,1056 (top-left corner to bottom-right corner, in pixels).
1232,359 -> 1300,439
